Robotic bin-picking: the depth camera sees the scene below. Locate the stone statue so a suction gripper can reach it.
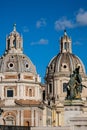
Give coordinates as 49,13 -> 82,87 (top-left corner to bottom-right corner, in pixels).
66,66 -> 87,100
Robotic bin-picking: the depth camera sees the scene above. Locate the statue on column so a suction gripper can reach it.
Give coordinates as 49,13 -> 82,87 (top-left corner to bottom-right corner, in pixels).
66,66 -> 87,100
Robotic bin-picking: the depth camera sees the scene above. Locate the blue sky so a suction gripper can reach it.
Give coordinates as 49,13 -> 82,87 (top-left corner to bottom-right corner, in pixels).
0,0 -> 87,82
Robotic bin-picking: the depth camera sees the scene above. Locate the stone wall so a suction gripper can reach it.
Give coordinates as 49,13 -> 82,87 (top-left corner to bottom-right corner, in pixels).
31,126 -> 70,130
31,125 -> 87,130
74,126 -> 87,130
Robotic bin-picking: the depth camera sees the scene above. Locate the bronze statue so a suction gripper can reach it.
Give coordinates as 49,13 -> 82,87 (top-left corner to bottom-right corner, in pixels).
66,66 -> 87,100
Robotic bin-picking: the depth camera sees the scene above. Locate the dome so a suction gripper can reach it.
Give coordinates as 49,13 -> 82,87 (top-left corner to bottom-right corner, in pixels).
47,52 -> 85,76
45,30 -> 87,102
46,30 -> 86,77
0,24 -> 36,74
0,53 -> 36,74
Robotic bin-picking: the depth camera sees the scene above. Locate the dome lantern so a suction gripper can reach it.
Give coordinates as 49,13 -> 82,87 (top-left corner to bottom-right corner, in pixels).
0,25 -> 37,74
6,24 -> 23,54
60,30 -> 72,53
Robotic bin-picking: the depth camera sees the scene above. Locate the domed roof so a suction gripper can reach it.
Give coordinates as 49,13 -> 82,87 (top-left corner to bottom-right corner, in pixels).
47,52 -> 85,76
0,53 -> 36,74
46,31 -> 86,77
0,24 -> 36,74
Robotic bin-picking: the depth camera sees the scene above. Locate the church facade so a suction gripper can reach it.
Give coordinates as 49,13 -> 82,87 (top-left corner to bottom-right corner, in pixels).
0,26 -> 87,128
0,25 -> 43,126
45,30 -> 87,127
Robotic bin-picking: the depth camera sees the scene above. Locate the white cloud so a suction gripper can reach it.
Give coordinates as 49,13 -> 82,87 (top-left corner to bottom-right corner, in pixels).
39,38 -> 48,44
54,17 -> 74,31
54,8 -> 87,31
76,8 -> 87,26
36,18 -> 47,28
73,41 -> 82,45
31,38 -> 48,45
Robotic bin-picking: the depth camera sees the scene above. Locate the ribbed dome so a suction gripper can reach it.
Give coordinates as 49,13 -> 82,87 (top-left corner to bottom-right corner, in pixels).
46,30 -> 86,77
0,24 -> 36,74
0,53 -> 36,74
47,52 -> 85,76
45,31 -> 87,102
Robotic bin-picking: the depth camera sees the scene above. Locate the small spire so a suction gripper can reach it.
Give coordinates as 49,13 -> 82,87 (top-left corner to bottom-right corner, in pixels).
13,24 -> 16,31
64,29 -> 67,36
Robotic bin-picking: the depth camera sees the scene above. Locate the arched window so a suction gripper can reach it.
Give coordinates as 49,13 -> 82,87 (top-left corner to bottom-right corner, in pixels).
29,89 -> 32,97
7,39 -> 10,50
64,42 -> 67,50
63,83 -> 67,92
13,39 -> 16,48
43,90 -> 45,100
49,84 -> 52,93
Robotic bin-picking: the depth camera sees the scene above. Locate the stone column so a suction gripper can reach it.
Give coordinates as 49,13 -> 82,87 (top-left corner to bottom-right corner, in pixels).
2,85 -> 4,99
32,109 -> 34,126
36,110 -> 38,126
20,110 -> 23,126
16,110 -> 21,125
17,84 -> 19,99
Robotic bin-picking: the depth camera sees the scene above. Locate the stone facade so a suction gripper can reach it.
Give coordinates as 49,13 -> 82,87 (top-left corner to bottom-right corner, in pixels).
45,30 -> 87,101
45,30 -> 87,127
0,25 -> 43,126
0,26 -> 87,129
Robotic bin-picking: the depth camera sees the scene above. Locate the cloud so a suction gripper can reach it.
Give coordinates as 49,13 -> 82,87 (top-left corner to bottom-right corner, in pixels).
73,41 -> 82,45
76,8 -> 87,26
22,26 -> 29,32
36,18 -> 47,28
54,17 -> 74,31
30,38 -> 48,45
39,38 -> 48,44
54,8 -> 87,31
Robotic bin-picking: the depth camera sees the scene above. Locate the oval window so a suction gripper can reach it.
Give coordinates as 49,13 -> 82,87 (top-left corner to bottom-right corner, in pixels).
8,62 -> 14,69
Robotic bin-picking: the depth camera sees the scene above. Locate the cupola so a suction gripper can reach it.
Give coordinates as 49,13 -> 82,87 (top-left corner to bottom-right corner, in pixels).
6,24 -> 23,54
60,30 -> 72,53
46,30 -> 86,77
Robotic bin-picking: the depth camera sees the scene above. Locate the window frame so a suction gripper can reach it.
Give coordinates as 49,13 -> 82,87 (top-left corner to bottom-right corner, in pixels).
6,89 -> 14,98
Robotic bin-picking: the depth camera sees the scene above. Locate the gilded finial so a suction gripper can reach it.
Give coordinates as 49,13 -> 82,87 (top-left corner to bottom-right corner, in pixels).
13,24 -> 16,31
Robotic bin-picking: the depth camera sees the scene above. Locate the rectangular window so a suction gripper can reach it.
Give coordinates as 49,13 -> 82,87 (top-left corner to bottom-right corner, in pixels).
49,84 -> 52,93
43,90 -> 45,100
7,90 -> 13,97
63,83 -> 67,92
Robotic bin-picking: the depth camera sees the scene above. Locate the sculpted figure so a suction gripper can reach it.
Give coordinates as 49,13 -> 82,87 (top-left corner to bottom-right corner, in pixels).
66,66 -> 87,100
